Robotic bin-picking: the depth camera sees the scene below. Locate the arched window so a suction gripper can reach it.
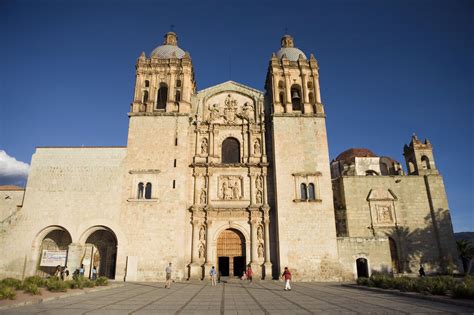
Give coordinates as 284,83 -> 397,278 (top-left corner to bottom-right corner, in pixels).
176,79 -> 182,87
291,85 -> 302,111
308,183 -> 315,200
137,182 -> 144,199
279,92 -> 284,104
143,90 -> 149,103
156,83 -> 168,110
222,137 -> 240,164
308,92 -> 314,104
144,80 -> 150,87
175,90 -> 181,102
365,170 -> 379,176
421,156 -> 430,169
145,183 -> 152,199
408,161 -> 415,174
300,183 -> 307,200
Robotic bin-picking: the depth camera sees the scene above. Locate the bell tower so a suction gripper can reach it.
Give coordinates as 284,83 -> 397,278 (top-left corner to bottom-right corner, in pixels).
265,35 -> 340,280
131,31 -> 195,114
403,134 -> 439,175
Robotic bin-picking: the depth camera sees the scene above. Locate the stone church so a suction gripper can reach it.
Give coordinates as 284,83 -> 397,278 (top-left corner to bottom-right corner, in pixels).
0,32 -> 460,281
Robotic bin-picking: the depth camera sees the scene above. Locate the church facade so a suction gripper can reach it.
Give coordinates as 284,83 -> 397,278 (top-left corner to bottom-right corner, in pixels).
0,32 -> 460,281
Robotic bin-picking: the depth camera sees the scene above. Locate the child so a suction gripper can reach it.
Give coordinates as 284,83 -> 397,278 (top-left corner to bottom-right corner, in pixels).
281,267 -> 292,291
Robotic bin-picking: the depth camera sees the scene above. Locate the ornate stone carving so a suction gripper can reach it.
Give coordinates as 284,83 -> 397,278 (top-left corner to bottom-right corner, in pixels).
208,103 -> 220,122
257,225 -> 263,242
200,188 -> 207,205
253,139 -> 261,155
224,94 -> 238,123
255,175 -> 263,190
218,176 -> 243,200
256,189 -> 263,204
376,204 -> 393,223
258,243 -> 264,258
199,225 -> 206,241
200,138 -> 208,154
198,243 -> 205,259
239,102 -> 255,122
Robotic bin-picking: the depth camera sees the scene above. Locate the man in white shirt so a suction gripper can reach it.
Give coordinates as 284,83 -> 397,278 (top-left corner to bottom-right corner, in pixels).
165,262 -> 172,288
209,266 -> 217,286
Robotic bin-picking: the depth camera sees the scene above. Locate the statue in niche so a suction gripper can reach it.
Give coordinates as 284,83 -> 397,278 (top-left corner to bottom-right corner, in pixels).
198,243 -> 205,259
224,94 -> 238,123
219,176 -> 242,200
256,189 -> 263,204
257,226 -> 263,241
208,103 -> 220,122
253,139 -> 261,155
255,175 -> 263,190
199,226 -> 205,241
200,138 -> 208,154
200,189 -> 207,205
258,243 -> 264,258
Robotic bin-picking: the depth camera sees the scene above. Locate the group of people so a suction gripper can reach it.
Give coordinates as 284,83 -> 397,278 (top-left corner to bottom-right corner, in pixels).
164,263 -> 292,291
53,264 -> 97,280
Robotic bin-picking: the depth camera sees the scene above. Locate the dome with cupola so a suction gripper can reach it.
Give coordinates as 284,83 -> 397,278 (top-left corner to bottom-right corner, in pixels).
151,32 -> 186,59
275,35 -> 307,61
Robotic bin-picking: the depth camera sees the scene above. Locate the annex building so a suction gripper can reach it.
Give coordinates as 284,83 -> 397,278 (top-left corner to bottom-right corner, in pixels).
0,32 -> 460,281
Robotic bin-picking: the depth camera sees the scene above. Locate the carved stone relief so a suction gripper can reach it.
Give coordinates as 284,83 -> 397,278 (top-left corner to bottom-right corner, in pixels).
253,139 -> 261,155
199,225 -> 206,241
218,176 -> 243,200
255,175 -> 263,190
256,189 -> 263,204
375,204 -> 393,223
200,138 -> 208,154
200,188 -> 207,205
198,243 -> 205,259
224,94 -> 238,123
257,243 -> 264,258
257,225 -> 263,242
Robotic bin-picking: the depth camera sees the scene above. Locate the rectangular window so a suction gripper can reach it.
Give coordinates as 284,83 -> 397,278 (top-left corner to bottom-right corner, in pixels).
174,159 -> 177,167
173,180 -> 176,189
175,138 -> 178,146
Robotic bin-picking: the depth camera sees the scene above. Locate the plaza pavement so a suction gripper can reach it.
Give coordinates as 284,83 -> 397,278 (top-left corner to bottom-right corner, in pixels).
1,280 -> 473,314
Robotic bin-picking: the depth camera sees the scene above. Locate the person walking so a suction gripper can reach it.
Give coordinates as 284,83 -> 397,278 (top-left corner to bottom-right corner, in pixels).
165,263 -> 173,288
418,264 -> 426,277
91,266 -> 97,280
246,265 -> 253,284
282,267 -> 292,291
210,266 -> 217,286
79,264 -> 85,277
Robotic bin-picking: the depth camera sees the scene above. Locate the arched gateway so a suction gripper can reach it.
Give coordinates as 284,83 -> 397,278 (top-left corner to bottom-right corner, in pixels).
217,229 -> 246,277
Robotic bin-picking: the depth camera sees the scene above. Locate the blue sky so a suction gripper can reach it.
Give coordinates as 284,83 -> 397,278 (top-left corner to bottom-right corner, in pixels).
0,0 -> 472,231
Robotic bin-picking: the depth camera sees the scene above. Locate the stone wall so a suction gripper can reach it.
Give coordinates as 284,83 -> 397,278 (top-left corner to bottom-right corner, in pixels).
0,188 -> 24,222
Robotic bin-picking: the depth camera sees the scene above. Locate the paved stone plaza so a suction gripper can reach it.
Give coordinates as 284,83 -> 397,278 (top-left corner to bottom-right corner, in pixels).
2,281 -> 473,314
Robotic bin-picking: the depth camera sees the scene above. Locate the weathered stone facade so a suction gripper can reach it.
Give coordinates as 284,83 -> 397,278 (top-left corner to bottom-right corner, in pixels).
0,32 -> 460,281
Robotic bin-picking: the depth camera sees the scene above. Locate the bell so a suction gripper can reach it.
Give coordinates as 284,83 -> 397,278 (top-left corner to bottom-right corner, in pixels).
292,90 -> 300,99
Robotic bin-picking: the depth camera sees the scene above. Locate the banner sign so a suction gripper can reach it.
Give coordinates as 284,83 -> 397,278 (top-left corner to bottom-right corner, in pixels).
40,250 -> 67,267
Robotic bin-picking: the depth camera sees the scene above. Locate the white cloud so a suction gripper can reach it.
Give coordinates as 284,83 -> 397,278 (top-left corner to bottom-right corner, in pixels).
0,150 -> 29,182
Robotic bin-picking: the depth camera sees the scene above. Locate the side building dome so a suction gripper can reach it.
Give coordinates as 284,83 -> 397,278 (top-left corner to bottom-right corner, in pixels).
151,31 -> 186,59
335,148 -> 377,164
275,35 -> 307,61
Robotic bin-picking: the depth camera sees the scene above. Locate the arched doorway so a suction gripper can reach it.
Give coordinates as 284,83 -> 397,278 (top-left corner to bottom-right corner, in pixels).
356,258 -> 369,278
389,237 -> 400,273
83,228 -> 117,279
37,227 -> 72,276
217,229 -> 246,277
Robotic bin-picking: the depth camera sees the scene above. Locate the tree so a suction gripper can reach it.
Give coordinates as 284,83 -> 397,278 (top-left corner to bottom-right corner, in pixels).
456,239 -> 474,274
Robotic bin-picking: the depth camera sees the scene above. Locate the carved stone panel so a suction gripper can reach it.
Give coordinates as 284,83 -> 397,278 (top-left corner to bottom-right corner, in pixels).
218,175 -> 243,200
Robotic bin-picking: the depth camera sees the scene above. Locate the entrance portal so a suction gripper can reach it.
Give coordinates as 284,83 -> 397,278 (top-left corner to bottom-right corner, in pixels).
217,228 -> 246,277
356,258 -> 369,278
84,229 -> 117,279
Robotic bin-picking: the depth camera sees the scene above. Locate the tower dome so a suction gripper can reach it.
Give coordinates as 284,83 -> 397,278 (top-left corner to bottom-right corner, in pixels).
275,35 -> 307,61
151,32 -> 186,59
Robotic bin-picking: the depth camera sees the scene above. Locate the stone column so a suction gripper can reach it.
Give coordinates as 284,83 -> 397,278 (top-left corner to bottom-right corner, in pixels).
67,243 -> 84,273
249,173 -> 255,205
263,208 -> 272,279
193,174 -> 199,205
284,72 -> 292,113
189,217 -> 202,279
314,73 -> 322,103
263,170 -> 269,205
204,220 -> 214,276
250,215 -> 259,274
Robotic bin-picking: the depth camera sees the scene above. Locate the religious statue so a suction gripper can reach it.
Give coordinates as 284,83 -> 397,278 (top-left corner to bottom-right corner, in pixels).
257,226 -> 263,241
200,138 -> 208,154
232,181 -> 240,199
258,243 -> 264,258
198,243 -> 205,259
223,182 -> 233,200
208,103 -> 220,121
254,139 -> 261,155
255,175 -> 263,189
200,189 -> 207,205
241,102 -> 255,122
224,94 -> 238,123
199,226 -> 205,241
256,190 -> 263,204
219,176 -> 242,200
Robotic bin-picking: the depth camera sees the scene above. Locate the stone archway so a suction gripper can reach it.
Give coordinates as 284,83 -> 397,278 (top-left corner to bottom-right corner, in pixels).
34,226 -> 72,277
82,227 -> 118,279
356,258 -> 369,278
217,228 -> 246,277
